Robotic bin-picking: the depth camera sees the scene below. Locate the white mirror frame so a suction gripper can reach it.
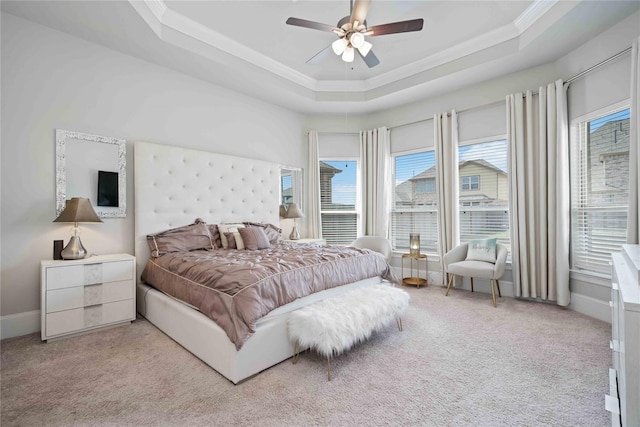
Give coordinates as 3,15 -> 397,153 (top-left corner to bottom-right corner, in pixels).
55,129 -> 126,218
280,165 -> 303,209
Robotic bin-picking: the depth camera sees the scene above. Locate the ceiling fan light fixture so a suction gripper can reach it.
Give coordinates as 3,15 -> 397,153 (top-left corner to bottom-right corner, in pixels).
358,40 -> 373,57
342,46 -> 355,62
349,31 -> 365,49
332,38 -> 348,55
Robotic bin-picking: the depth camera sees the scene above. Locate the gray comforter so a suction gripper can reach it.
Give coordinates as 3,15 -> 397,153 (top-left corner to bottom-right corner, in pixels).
141,241 -> 398,349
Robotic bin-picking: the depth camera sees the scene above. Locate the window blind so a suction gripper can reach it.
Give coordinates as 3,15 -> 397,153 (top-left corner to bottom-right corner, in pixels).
392,151 -> 438,253
457,139 -> 510,252
319,160 -> 359,245
571,108 -> 630,275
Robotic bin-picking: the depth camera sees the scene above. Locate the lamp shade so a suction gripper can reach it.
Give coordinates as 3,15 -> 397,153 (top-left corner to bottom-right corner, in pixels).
285,202 -> 304,219
409,233 -> 420,256
279,204 -> 288,218
54,198 -> 103,223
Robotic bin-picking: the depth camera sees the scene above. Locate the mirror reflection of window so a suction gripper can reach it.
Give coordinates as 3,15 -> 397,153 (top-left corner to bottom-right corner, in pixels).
281,174 -> 293,206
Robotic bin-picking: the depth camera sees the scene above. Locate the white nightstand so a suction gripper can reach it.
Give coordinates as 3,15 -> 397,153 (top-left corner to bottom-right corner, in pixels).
288,238 -> 326,245
40,253 -> 136,341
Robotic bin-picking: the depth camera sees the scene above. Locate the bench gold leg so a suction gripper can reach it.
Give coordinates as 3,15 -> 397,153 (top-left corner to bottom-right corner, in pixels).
445,273 -> 454,296
327,356 -> 331,381
292,342 -> 299,364
396,317 -> 403,331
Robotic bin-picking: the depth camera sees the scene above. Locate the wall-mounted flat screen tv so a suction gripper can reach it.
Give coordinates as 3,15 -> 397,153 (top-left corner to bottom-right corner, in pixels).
97,170 -> 119,207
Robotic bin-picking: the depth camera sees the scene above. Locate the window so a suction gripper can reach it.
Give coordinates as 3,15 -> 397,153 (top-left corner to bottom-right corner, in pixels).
319,159 -> 359,245
461,175 -> 480,191
458,139 -> 510,253
570,107 -> 630,275
416,179 -> 435,194
392,151 -> 438,253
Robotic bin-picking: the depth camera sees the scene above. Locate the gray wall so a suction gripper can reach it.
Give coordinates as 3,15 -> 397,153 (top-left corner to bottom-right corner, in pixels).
0,13 -> 305,333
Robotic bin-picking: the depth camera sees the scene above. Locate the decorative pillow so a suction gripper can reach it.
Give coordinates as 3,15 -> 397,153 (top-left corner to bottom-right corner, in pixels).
239,226 -> 271,250
218,223 -> 245,250
147,220 -> 213,258
207,224 -> 222,249
224,232 -> 238,250
243,222 -> 282,244
466,238 -> 497,263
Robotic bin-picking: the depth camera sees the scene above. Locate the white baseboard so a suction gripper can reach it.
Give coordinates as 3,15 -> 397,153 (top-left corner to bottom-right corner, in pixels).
569,293 -> 611,324
1,310 -> 40,340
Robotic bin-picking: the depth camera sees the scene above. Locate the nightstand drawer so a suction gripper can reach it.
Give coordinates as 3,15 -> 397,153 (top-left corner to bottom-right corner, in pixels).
46,280 -> 134,313
46,260 -> 133,290
45,299 -> 134,338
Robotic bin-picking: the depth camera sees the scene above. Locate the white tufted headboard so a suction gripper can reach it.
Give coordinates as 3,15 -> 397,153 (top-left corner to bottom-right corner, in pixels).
134,141 -> 280,279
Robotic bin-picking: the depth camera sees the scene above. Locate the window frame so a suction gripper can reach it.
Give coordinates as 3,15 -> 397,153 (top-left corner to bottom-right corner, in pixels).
461,175 -> 480,191
318,156 -> 361,245
569,100 -> 630,277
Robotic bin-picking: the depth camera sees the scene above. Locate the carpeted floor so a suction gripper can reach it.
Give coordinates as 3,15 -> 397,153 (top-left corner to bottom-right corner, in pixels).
1,284 -> 611,426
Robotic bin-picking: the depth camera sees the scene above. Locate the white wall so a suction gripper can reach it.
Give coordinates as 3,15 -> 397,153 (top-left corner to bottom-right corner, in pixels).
0,14 -> 305,329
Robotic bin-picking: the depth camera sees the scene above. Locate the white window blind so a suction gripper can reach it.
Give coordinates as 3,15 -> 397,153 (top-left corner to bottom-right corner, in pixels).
571,107 -> 630,275
319,159 -> 359,245
392,151 -> 438,253
458,139 -> 510,253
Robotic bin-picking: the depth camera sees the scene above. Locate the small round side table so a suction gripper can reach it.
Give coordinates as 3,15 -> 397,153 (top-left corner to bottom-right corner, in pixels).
401,253 -> 428,288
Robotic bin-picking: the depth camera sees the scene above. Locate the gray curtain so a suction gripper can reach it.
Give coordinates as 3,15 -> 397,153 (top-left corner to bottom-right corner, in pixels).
627,37 -> 640,244
359,127 -> 391,237
506,80 -> 570,306
435,111 -> 460,284
307,131 -> 322,239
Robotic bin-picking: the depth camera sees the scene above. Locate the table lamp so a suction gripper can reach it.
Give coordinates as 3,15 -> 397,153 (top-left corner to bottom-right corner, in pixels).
409,233 -> 420,256
285,202 -> 304,240
53,197 -> 103,260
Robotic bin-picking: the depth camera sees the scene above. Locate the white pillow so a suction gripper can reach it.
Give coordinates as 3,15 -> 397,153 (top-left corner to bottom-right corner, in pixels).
218,223 -> 245,249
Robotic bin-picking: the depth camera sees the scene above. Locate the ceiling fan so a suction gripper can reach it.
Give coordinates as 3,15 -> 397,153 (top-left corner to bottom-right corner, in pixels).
286,0 -> 423,68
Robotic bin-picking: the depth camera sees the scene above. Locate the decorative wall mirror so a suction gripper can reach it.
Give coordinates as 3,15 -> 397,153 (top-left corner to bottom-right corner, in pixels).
279,166 -> 302,208
55,129 -> 126,218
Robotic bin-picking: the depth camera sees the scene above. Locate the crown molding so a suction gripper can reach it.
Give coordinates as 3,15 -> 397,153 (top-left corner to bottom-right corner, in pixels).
130,0 -> 568,95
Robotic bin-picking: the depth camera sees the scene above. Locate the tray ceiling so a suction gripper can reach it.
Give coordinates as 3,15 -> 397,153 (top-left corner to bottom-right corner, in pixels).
2,1 -> 639,113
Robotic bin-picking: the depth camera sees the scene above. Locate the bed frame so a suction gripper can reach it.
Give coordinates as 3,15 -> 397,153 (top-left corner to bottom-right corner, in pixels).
134,141 -> 384,383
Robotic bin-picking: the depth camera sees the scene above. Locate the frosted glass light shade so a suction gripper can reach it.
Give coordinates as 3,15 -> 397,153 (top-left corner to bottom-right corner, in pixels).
332,38 -> 348,55
358,41 -> 372,57
350,32 -> 365,48
342,46 -> 355,62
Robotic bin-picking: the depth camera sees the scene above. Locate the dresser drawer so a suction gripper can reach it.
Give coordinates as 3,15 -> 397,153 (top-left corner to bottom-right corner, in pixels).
46,280 -> 133,313
46,260 -> 133,290
45,299 -> 134,338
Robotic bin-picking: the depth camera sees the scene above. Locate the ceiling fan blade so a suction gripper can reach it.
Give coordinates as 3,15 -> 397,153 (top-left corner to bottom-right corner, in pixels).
358,49 -> 380,68
367,19 -> 424,36
306,44 -> 334,64
286,17 -> 339,33
350,0 -> 371,26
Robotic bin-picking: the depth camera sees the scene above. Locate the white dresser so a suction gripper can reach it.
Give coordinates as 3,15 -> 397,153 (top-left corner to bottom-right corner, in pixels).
40,253 -> 136,341
608,244 -> 640,426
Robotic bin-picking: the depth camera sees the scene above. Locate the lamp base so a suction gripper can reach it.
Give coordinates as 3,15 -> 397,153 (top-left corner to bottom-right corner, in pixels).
61,235 -> 88,260
289,223 -> 300,240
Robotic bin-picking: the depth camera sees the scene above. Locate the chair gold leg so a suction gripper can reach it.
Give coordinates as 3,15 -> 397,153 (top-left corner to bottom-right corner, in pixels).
490,279 -> 497,307
327,356 -> 331,381
471,277 -> 474,293
496,279 -> 502,298
396,317 -> 403,331
446,273 -> 455,296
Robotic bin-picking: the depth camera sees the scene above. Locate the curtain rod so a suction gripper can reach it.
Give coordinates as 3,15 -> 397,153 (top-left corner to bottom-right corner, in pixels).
389,46 -> 632,131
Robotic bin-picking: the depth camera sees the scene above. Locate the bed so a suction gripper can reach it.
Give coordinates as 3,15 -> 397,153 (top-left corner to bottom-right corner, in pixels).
134,141 -> 394,384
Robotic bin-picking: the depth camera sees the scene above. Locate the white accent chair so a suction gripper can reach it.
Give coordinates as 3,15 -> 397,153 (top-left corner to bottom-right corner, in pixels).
443,243 -> 508,307
350,236 -> 393,262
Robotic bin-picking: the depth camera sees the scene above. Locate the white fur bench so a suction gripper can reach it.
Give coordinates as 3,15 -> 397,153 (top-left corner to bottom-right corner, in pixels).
287,284 -> 410,380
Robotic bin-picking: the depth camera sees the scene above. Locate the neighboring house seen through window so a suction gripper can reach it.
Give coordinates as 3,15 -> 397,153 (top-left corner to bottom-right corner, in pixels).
570,107 -> 630,275
458,139 -> 510,254
392,151 -> 438,253
319,159 -> 359,245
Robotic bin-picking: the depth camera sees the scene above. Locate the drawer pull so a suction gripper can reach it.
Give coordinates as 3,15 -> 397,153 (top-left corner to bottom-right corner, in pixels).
85,283 -> 103,287
84,303 -> 103,309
